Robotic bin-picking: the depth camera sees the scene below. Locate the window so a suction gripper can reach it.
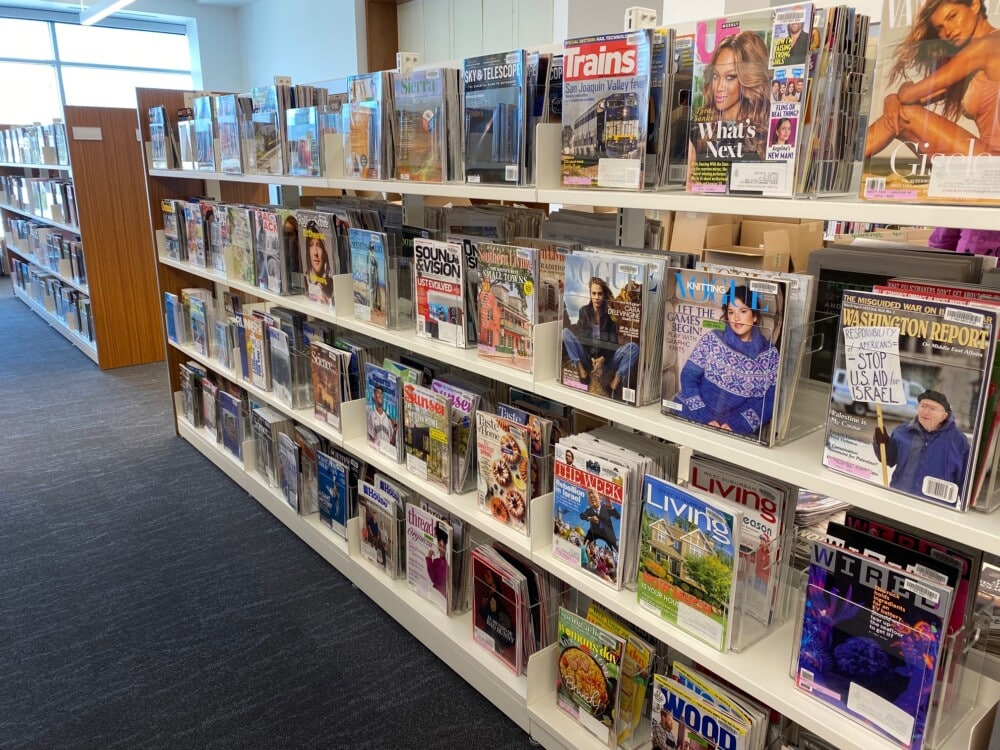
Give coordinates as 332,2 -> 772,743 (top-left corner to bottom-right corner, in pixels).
0,11 -> 192,121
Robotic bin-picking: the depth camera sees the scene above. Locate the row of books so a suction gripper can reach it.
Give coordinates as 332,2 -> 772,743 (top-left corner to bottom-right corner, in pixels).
0,120 -> 69,166
4,216 -> 86,287
0,174 -> 78,227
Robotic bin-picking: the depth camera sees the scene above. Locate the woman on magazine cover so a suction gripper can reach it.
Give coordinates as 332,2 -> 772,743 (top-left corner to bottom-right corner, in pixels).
676,285 -> 779,437
872,389 -> 971,500
426,523 -> 450,605
864,0 -> 1000,159
687,29 -> 771,182
304,220 -> 334,304
562,277 -> 639,398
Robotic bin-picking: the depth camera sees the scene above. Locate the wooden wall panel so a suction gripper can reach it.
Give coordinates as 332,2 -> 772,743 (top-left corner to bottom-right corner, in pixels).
63,105 -> 164,370
366,1 -> 400,72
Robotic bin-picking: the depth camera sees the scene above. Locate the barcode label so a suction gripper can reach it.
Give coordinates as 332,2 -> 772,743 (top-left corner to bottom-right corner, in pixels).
944,307 -> 985,327
912,564 -> 949,585
902,577 -> 940,605
467,175 -> 481,184
922,476 -> 958,505
661,399 -> 682,412
417,318 -> 425,334
799,668 -> 815,686
865,177 -> 886,193
623,387 -> 636,404
750,280 -> 779,295
505,165 -> 519,182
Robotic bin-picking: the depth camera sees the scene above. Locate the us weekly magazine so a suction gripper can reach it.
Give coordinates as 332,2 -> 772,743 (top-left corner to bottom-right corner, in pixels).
687,4 -> 812,196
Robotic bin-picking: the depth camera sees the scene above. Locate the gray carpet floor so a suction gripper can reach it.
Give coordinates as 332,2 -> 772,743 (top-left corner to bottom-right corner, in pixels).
0,275 -> 537,749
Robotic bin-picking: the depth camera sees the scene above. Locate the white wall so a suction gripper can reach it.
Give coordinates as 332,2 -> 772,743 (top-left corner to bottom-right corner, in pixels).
399,0 -> 718,62
239,0 -> 365,87
130,0 -> 246,92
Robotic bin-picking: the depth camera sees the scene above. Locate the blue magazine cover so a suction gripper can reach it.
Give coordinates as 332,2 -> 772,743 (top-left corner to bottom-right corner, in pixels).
364,363 -> 401,462
636,475 -> 741,651
350,228 -> 388,328
795,540 -> 952,750
317,450 -> 349,539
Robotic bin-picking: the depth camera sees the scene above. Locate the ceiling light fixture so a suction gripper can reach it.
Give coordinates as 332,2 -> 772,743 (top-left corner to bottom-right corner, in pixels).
79,0 -> 137,26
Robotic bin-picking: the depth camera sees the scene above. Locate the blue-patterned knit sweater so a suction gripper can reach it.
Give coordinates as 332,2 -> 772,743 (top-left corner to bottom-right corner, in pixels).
677,325 -> 778,436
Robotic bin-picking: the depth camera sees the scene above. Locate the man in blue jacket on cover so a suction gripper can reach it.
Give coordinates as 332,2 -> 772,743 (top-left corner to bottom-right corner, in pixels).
872,390 -> 971,503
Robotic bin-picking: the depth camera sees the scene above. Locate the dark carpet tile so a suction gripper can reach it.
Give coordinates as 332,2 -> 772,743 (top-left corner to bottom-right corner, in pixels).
0,278 -> 537,749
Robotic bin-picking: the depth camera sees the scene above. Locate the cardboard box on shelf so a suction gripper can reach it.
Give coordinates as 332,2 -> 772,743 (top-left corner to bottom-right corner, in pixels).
703,224 -> 790,272
669,211 -> 740,252
739,217 -> 824,272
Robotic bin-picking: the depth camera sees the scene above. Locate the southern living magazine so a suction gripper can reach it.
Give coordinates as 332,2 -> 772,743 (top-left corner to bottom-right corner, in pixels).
551,442 -> 629,590
688,454 -> 795,627
687,4 -> 812,196
560,30 -> 652,190
463,50 -> 527,184
822,289 -> 997,511
795,540 -> 952,750
560,251 -> 649,406
402,382 -> 452,493
413,238 -> 467,347
405,502 -> 453,614
476,411 -> 531,535
861,0 -> 1000,204
660,269 -> 789,446
477,242 -> 538,373
636,475 -> 741,651
555,606 -> 625,745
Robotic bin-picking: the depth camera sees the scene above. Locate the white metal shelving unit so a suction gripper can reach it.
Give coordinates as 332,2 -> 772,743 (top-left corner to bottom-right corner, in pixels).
148,138 -> 1000,750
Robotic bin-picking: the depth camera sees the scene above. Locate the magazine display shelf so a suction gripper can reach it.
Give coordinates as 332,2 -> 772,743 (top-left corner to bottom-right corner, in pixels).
141,107 -> 1000,750
5,243 -> 90,296
11,281 -> 98,363
1,107 -> 164,370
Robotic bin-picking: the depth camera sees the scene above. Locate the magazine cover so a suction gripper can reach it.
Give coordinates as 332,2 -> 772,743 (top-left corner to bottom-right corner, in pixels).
364,363 -> 401,461
277,431 -> 299,511
471,548 -> 522,674
861,0 -> 1000,204
405,502 -> 453,614
359,479 -> 398,577
193,95 -> 216,172
688,454 -> 795,626
394,68 -> 452,182
253,208 -> 282,294
311,341 -> 343,430
402,382 -> 452,493
350,71 -> 392,180
463,50 -> 527,184
551,442 -> 628,589
822,289 -> 997,510
161,199 -> 185,260
226,205 -> 255,286
267,326 -> 293,406
660,269 -> 789,446
560,252 -> 647,405
182,201 -> 206,267
149,105 -> 172,170
560,30 -> 652,190
317,450 -> 349,538
244,313 -> 270,391
218,391 -> 244,462
350,227 -> 389,328
636,475 -> 741,651
687,4 -> 812,196
414,238 -> 467,347
250,84 -> 282,175
477,242 -> 537,372
555,607 -> 625,745
216,94 -> 242,174
476,411 -> 531,535
650,674 -> 751,750
796,540 -> 952,750
286,106 -> 321,177
297,209 -> 336,307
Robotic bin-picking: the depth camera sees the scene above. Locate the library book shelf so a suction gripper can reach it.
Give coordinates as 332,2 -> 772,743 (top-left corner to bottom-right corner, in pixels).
135,84 -> 1000,750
